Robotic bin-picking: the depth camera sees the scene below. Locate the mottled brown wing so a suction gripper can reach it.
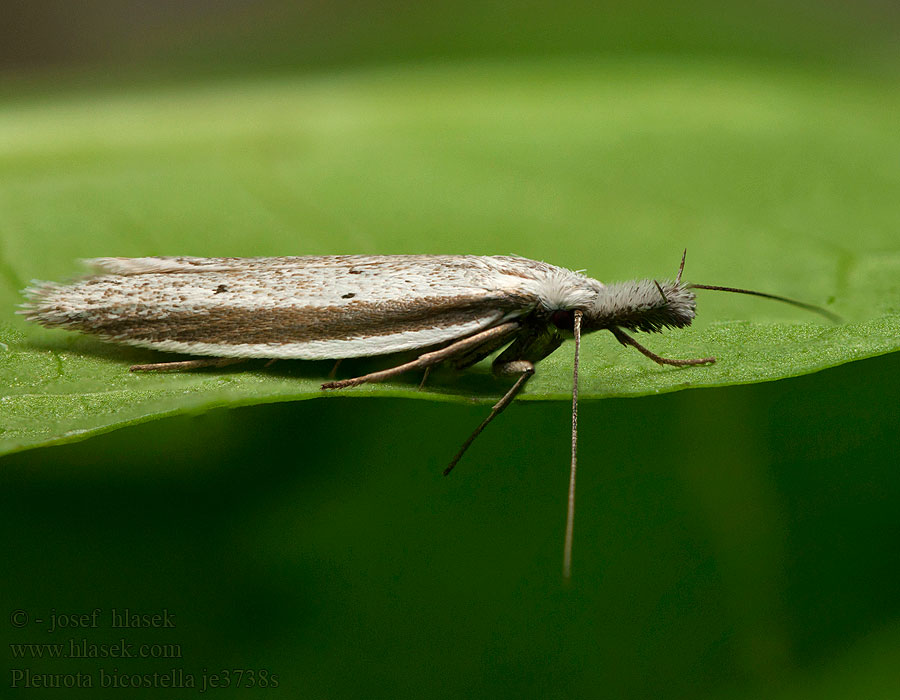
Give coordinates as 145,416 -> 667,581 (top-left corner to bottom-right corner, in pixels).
21,255 -> 552,359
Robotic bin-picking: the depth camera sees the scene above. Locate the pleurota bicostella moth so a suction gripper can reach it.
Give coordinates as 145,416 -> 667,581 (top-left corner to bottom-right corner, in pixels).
21,251 -> 837,579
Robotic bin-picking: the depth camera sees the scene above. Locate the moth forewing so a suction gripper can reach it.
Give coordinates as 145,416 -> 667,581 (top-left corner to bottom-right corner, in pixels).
21,255 -> 550,361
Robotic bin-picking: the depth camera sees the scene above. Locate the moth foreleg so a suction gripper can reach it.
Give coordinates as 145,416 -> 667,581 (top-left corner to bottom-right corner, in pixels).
130,357 -> 247,372
609,327 -> 715,366
321,321 -> 521,390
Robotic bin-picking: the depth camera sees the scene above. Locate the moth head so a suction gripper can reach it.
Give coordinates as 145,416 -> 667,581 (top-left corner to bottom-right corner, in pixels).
575,278 -> 696,334
549,250 -> 697,336
548,249 -> 838,353
549,278 -> 697,335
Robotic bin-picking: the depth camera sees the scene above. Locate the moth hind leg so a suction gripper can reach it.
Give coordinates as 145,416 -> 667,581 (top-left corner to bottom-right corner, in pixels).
412,328 -> 520,389
450,330 -> 521,371
321,321 -> 521,391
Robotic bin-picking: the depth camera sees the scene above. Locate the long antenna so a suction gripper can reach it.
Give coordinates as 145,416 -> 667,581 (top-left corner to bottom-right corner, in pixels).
688,284 -> 841,323
563,309 -> 583,581
676,248 -> 687,285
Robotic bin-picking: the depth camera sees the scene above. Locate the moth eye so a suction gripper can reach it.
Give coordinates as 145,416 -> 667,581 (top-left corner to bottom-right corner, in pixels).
551,309 -> 574,331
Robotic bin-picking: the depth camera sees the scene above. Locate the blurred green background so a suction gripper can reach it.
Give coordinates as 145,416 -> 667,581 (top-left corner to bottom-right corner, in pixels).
2,2 -> 900,698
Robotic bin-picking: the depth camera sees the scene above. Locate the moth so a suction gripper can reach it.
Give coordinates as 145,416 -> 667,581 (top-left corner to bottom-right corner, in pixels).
20,253 -> 836,578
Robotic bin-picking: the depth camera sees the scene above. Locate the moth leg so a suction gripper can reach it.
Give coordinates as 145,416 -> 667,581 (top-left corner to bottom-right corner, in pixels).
421,324 -> 515,387
321,321 -> 520,390
609,327 -> 715,366
328,359 -> 343,379
450,327 -> 522,370
129,357 -> 246,372
443,323 -> 564,475
443,364 -> 534,475
418,366 -> 431,389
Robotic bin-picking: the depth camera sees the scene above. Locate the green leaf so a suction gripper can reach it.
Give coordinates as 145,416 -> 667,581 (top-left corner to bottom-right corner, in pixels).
2,59 -> 899,456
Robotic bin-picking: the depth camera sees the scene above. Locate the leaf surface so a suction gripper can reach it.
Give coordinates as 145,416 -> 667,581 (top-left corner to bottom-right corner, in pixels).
2,60 -> 898,455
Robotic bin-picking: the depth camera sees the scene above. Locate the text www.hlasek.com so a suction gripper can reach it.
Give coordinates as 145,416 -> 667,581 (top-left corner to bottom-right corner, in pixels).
10,638 -> 181,659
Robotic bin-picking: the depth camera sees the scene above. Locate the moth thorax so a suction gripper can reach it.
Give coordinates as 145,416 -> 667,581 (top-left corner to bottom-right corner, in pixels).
583,279 -> 697,333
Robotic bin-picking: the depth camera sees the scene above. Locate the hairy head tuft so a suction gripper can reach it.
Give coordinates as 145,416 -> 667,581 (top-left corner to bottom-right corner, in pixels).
582,279 -> 696,333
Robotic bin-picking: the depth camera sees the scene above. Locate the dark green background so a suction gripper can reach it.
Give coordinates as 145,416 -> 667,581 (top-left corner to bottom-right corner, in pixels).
3,2 -> 900,698
4,355 -> 899,698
